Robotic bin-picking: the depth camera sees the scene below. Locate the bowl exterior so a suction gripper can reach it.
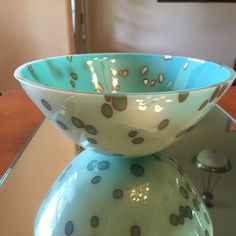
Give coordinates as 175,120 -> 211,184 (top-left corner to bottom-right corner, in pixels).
20,79 -> 233,156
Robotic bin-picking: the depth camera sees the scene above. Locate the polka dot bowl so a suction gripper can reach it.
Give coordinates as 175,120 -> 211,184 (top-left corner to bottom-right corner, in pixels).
14,54 -> 235,156
35,150 -> 213,236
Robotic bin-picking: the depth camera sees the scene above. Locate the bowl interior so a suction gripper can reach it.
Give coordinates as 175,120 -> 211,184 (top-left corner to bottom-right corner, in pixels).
14,54 -> 234,94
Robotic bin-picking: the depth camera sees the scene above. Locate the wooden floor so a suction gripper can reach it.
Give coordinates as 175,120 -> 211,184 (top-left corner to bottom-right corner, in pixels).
0,88 -> 43,177
0,86 -> 235,178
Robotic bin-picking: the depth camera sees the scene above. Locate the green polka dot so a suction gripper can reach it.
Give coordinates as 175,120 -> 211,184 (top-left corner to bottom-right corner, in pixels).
65,164 -> 72,172
209,86 -> 221,102
130,225 -> 141,236
180,186 -> 189,199
28,64 -> 33,72
67,55 -> 72,61
41,99 -> 52,111
91,176 -> 101,184
87,160 -> 97,171
90,216 -> 99,228
186,123 -> 198,133
59,172 -> 66,181
178,92 -> 189,103
65,221 -> 74,235
183,62 -> 189,70
113,189 -> 123,199
130,164 -> 144,177
204,212 -> 210,224
98,161 -> 110,170
199,100 -> 208,111
176,129 -> 187,138
129,130 -> 138,138
71,72 -> 78,80
179,205 -> 187,218
85,125 -> 97,135
185,205 -> 193,219
70,80 -> 75,88
217,83 -> 228,98
205,229 -> 210,236
169,213 -> 179,226
87,138 -> 97,144
178,215 -> 184,225
101,103 -> 113,118
193,198 -> 200,211
111,96 -> 127,111
56,120 -> 68,130
71,116 -> 84,128
158,119 -> 169,130
132,137 -> 144,144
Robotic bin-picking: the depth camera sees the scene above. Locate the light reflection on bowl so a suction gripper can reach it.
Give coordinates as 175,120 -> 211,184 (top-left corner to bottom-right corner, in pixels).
14,54 -> 235,156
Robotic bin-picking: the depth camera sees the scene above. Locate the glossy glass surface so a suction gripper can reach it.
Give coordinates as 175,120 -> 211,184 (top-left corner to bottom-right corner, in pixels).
15,54 -> 234,93
14,54 -> 236,156
35,150 -> 213,236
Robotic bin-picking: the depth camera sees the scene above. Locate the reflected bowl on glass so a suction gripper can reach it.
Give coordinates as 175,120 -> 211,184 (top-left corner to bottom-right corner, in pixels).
14,54 -> 235,156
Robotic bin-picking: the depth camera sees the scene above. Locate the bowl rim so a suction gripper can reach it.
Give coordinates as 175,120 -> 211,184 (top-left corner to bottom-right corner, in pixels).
14,53 -> 236,96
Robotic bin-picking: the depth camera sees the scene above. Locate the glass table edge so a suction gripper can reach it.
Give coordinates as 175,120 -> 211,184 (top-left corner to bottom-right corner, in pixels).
0,119 -> 44,187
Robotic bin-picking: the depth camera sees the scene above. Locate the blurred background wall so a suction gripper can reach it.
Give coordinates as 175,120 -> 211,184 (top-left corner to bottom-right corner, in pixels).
85,1 -> 236,67
1,0 -> 236,88
0,0 -> 73,92
1,1 -> 235,92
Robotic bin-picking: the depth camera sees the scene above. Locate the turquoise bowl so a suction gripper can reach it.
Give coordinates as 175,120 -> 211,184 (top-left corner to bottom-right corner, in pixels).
14,54 -> 235,156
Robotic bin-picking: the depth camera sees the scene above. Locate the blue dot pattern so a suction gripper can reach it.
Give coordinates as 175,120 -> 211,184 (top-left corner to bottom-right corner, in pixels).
65,221 -> 74,235
90,216 -> 99,228
113,189 -> 123,199
130,225 -> 141,236
56,120 -> 68,130
130,164 -> 144,177
98,161 -> 110,170
87,160 -> 110,171
87,160 -> 97,171
58,172 -> 66,182
41,99 -> 52,111
91,176 -> 101,184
